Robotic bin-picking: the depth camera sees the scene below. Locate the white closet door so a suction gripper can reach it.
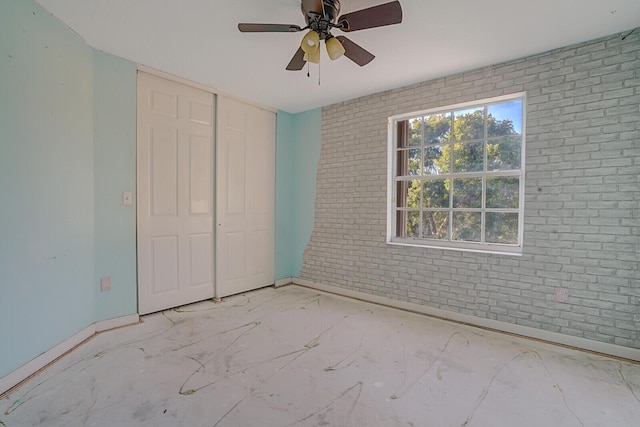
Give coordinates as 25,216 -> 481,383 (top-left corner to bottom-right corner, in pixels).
137,72 -> 215,315
216,96 -> 275,298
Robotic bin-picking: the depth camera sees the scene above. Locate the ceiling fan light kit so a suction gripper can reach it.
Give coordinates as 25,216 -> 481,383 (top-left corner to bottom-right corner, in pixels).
325,36 -> 346,60
238,0 -> 403,70
301,30 -> 320,53
303,47 -> 321,64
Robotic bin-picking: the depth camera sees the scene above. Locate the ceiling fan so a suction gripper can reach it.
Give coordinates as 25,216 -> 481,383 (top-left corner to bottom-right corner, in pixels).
238,0 -> 403,70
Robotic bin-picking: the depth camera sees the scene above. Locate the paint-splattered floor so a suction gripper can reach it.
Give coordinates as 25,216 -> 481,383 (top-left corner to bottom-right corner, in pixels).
2,285 -> 639,426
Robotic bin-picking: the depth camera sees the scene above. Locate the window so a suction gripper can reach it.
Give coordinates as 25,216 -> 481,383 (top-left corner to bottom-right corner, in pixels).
388,93 -> 525,254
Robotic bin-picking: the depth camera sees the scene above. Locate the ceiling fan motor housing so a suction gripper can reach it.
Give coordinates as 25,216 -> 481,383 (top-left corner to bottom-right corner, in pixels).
322,0 -> 341,21
304,0 -> 341,39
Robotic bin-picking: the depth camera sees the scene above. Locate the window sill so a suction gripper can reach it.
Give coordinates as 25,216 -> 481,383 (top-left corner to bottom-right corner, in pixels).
387,239 -> 523,256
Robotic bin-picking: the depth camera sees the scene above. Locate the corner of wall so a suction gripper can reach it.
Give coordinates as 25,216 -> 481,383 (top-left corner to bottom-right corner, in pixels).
275,108 -> 322,280
291,108 -> 322,277
275,111 -> 295,280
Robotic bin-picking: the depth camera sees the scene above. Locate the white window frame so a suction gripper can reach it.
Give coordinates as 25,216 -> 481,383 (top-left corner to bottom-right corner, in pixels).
386,92 -> 526,255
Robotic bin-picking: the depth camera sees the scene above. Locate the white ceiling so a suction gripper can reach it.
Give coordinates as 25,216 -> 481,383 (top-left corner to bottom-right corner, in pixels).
36,0 -> 639,113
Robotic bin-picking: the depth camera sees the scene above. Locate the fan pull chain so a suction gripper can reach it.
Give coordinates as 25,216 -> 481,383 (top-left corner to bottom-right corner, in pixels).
304,61 -> 321,86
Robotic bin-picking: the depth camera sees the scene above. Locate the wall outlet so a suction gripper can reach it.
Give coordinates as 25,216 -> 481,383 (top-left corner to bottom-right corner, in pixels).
100,277 -> 112,292
556,287 -> 569,303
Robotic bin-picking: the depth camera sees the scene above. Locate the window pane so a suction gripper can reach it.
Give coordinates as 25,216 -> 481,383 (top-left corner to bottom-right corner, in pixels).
486,212 -> 518,244
487,136 -> 521,171
423,145 -> 449,175
453,178 -> 482,208
487,100 -> 522,136
422,179 -> 450,208
406,211 -> 420,238
454,107 -> 484,141
453,141 -> 484,173
408,180 -> 421,208
407,149 -> 421,175
486,177 -> 519,209
424,113 -> 450,145
452,212 -> 481,242
396,180 -> 421,208
422,211 -> 449,240
408,117 -> 422,146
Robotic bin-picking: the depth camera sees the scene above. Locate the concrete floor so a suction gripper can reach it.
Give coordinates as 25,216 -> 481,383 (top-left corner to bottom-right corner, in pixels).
2,285 -> 639,427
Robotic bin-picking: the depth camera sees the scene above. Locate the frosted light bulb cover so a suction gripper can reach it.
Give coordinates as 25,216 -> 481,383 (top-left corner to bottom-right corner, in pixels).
300,30 -> 320,55
325,37 -> 345,60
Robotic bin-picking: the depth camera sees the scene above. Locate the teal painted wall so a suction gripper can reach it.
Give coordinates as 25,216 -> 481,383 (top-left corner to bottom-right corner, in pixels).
275,109 -> 322,280
93,51 -> 138,321
0,1 -> 138,378
275,112 -> 295,280
1,0 -> 96,377
290,109 -> 321,277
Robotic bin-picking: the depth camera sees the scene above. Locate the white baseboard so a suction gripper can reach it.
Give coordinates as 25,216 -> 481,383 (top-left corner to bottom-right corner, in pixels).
0,314 -> 139,395
0,325 -> 94,396
95,314 -> 139,333
275,277 -> 293,287
293,277 -> 640,362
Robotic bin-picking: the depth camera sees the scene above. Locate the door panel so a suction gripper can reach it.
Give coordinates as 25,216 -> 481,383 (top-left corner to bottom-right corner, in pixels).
150,91 -> 178,118
150,236 -> 179,293
227,137 -> 246,215
137,72 -> 215,314
189,135 -> 212,215
225,232 -> 246,280
150,130 -> 178,216
216,96 -> 275,298
247,230 -> 269,275
189,100 -> 213,125
189,233 -> 213,286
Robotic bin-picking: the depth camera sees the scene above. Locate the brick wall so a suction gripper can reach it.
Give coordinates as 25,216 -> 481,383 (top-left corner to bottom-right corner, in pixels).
300,31 -> 640,348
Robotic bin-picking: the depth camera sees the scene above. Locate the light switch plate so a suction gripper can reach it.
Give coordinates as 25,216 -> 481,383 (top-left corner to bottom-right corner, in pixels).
123,192 -> 132,205
556,287 -> 569,303
100,277 -> 111,292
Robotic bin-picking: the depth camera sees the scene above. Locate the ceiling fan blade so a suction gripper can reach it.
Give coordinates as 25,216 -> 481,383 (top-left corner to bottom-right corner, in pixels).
238,23 -> 302,33
301,0 -> 324,15
286,47 -> 307,71
338,1 -> 403,32
336,36 -> 375,66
